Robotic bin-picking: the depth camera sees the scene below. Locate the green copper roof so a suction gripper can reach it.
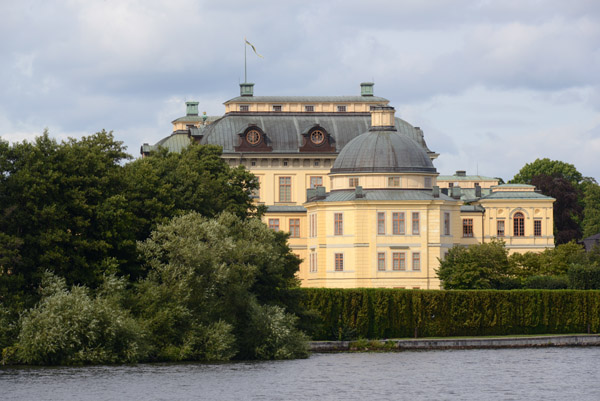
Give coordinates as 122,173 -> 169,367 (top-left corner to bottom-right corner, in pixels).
308,189 -> 458,203
481,191 -> 554,200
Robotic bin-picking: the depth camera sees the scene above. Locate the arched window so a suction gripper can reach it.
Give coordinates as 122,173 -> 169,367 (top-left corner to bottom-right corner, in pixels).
513,212 -> 525,236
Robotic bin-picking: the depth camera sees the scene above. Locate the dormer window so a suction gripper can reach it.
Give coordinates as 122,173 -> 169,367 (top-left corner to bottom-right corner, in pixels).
246,129 -> 261,145
305,105 -> 314,112
272,105 -> 282,112
337,105 -> 347,112
239,105 -> 249,112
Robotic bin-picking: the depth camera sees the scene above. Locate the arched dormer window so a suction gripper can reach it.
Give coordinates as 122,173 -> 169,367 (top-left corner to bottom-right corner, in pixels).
300,125 -> 335,153
513,212 -> 525,236
235,125 -> 273,152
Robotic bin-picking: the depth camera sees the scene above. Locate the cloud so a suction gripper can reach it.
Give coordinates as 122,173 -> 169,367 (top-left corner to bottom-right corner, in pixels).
0,0 -> 599,178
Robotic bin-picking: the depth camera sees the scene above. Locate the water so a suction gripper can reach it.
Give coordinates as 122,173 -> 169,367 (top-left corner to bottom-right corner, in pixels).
2,347 -> 600,400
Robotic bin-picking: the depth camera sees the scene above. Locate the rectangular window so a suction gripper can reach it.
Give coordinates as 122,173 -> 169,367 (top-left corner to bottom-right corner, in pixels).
377,252 -> 386,271
412,252 -> 421,271
534,220 -> 542,237
393,212 -> 405,235
309,213 -> 317,238
337,105 -> 347,112
443,212 -> 451,236
279,176 -> 291,202
289,219 -> 300,238
239,105 -> 249,112
392,252 -> 406,271
268,219 -> 279,231
349,177 -> 359,187
424,177 -> 432,187
314,160 -> 320,167
335,253 -> 344,271
310,176 -> 323,188
497,220 -> 505,237
272,105 -> 282,112
412,212 -> 420,235
334,213 -> 343,235
377,212 -> 386,235
388,176 -> 401,187
463,218 -> 474,237
305,105 -> 314,112
310,252 -> 317,273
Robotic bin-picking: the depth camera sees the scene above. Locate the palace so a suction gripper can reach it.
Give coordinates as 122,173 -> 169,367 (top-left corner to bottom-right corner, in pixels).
141,82 -> 555,289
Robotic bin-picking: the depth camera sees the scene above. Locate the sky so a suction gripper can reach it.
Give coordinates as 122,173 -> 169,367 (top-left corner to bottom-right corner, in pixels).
1,0 -> 599,182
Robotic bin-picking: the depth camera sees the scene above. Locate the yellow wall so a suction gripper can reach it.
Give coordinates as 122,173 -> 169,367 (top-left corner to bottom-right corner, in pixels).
224,100 -> 389,114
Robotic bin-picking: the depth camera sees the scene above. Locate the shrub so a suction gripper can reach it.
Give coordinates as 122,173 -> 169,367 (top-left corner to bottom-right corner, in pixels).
14,273 -> 147,365
523,275 -> 569,289
568,264 -> 600,289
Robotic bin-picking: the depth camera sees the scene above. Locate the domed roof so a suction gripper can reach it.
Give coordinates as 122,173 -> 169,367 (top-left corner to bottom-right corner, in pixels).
330,129 -> 436,174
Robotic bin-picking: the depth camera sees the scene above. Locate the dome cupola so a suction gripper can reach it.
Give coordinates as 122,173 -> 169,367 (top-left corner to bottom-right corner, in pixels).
330,106 -> 436,174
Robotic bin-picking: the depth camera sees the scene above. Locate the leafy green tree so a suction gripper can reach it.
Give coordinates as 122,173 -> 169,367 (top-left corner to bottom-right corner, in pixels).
0,131 -> 131,292
530,174 -> 582,243
510,241 -> 586,277
7,273 -> 147,365
436,240 -> 517,289
511,158 -> 583,185
119,144 -> 263,280
582,181 -> 600,238
135,212 -> 308,361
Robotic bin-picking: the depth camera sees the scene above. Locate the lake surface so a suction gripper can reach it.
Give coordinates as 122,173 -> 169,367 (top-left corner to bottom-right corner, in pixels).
3,347 -> 600,400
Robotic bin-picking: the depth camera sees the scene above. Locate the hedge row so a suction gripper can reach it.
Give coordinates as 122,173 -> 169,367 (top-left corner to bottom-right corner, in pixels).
298,288 -> 600,340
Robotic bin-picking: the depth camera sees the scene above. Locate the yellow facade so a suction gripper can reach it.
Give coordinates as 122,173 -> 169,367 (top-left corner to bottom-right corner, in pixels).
149,82 -> 555,289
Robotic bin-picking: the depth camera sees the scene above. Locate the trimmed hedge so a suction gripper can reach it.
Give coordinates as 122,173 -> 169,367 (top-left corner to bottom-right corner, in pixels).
298,288 -> 600,340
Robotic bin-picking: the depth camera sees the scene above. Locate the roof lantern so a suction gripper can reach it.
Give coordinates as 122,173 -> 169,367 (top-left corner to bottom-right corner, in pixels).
370,106 -> 396,131
240,82 -> 254,97
360,82 -> 374,96
186,101 -> 199,116
330,106 -> 436,174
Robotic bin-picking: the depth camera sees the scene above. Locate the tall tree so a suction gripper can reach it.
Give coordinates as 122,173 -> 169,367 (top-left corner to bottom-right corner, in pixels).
530,174 -> 583,244
582,181 -> 600,238
511,158 -> 582,185
0,131 -> 131,292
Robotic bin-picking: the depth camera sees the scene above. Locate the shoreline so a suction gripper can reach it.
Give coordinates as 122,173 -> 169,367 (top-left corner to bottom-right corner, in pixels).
310,334 -> 600,352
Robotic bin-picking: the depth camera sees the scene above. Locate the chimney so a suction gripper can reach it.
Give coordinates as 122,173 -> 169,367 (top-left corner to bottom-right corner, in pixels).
355,186 -> 364,198
475,185 -> 482,198
451,186 -> 462,199
186,101 -> 199,116
455,170 -> 466,177
240,82 -> 254,97
360,82 -> 374,96
306,188 -> 316,201
370,106 -> 397,131
316,186 -> 326,198
432,185 -> 440,198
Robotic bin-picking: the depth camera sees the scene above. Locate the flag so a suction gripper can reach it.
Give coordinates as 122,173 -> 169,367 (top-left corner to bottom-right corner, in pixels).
245,37 -> 264,58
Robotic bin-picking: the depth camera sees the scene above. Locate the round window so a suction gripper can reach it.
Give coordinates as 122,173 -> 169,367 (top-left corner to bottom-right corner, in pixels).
246,130 -> 261,145
310,130 -> 325,145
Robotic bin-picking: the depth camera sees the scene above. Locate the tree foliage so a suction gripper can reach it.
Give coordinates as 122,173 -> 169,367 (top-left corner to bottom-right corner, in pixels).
0,131 -> 131,293
530,174 -> 583,243
582,181 -> 600,238
436,240 -> 517,289
135,212 -> 307,361
8,273 -> 146,365
0,132 -> 262,296
511,158 -> 583,185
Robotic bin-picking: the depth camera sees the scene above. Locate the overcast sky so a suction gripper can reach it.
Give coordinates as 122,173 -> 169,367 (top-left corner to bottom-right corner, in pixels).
1,0 -> 599,181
